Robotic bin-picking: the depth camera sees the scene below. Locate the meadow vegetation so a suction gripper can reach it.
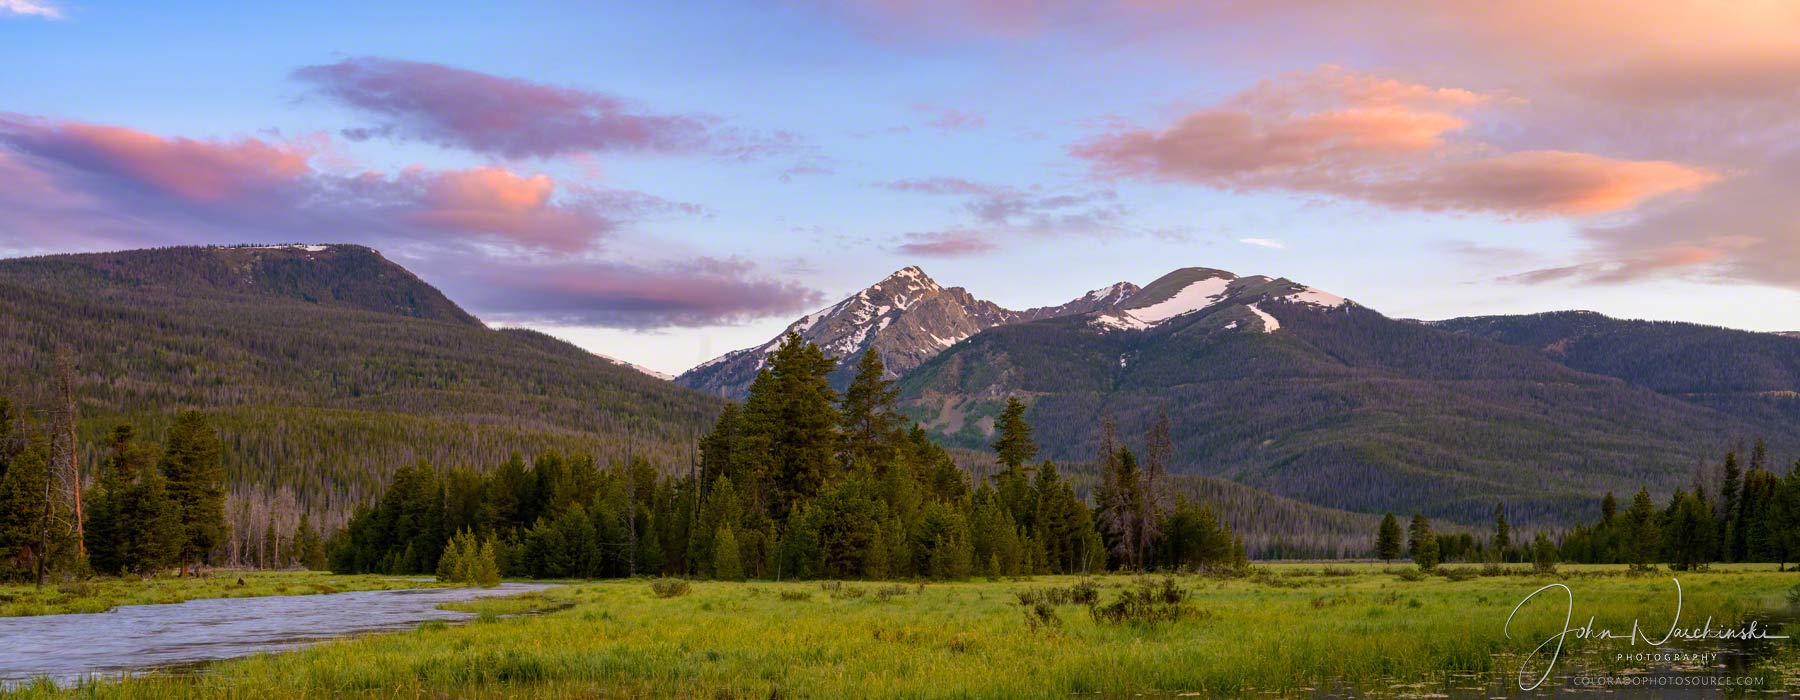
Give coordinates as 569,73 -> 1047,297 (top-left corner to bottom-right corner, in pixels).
9,564 -> 1798,699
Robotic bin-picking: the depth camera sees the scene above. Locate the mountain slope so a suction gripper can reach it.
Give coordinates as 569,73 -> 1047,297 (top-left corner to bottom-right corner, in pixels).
897,268 -> 1794,526
0,245 -> 722,530
1434,311 -> 1800,431
677,266 -> 1137,397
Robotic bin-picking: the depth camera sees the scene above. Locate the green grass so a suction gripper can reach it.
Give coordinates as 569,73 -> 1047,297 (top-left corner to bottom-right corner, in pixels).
9,564 -> 1800,698
0,571 -> 446,617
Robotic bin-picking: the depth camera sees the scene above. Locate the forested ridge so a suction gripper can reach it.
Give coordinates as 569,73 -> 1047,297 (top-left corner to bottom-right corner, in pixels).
898,300 -> 1799,526
0,245 -> 722,551
1435,311 -> 1800,429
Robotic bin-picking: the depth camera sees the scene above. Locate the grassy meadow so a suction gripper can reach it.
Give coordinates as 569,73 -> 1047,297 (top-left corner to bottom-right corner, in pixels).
9,563 -> 1800,699
0,570 -> 445,617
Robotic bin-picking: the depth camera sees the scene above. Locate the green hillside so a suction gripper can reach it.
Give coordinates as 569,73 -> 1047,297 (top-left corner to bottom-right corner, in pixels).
0,245 -> 722,534
900,300 -> 1795,527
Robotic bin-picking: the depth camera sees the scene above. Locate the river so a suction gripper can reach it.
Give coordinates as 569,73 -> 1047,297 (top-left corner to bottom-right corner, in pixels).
0,582 -> 553,687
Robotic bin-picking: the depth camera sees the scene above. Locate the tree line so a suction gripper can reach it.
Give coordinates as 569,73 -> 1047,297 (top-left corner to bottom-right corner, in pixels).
1374,440 -> 1800,572
0,395 -> 245,584
330,333 -> 1247,582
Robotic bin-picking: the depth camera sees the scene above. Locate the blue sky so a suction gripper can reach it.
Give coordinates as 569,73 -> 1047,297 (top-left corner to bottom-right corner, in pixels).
4,1 -> 1797,374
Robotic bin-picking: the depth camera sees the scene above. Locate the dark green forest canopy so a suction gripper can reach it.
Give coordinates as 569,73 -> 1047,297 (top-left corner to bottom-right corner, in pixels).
327,334 -> 1245,580
897,302 -> 1800,526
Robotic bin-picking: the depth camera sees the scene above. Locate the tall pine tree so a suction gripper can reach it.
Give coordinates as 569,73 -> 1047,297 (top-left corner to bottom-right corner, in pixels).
162,411 -> 228,575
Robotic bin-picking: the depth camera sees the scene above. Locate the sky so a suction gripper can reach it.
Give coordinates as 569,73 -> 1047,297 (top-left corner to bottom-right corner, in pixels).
3,1 -> 1798,375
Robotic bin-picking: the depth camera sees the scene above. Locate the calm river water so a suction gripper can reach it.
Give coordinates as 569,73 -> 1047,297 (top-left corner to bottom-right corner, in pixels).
0,582 -> 553,686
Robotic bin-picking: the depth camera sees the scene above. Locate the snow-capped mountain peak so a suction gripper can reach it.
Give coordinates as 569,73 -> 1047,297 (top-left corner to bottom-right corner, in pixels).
1087,267 -> 1351,334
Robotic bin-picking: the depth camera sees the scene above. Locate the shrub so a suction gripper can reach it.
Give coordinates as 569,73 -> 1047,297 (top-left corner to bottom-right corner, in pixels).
829,585 -> 866,600
1022,600 -> 1061,632
1089,577 -> 1198,625
874,584 -> 911,602
649,578 -> 691,598
779,590 -> 811,602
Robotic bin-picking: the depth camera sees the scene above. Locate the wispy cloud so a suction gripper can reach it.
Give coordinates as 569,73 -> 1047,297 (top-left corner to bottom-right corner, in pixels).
1074,66 -> 1716,217
1238,237 -> 1283,249
293,57 -> 800,163
0,0 -> 61,19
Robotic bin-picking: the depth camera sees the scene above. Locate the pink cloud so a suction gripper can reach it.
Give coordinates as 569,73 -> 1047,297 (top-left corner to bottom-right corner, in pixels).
0,115 -> 652,252
916,105 -> 988,131
1073,67 -> 1716,217
0,115 -> 312,202
459,256 -> 826,328
894,230 -> 999,258
293,57 -> 800,161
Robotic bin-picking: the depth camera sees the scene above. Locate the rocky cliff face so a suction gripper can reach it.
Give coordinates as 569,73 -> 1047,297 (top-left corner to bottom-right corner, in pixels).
676,266 -> 1135,398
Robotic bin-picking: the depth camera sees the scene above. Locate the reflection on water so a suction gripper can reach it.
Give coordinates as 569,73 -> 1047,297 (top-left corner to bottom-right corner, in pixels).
0,582 -> 552,686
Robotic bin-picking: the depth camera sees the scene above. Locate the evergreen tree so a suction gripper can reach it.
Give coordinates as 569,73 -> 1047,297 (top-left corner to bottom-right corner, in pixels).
713,525 -> 743,581
88,425 -> 179,576
162,411 -> 228,575
0,435 -> 54,581
1624,487 -> 1662,570
1662,488 -> 1715,571
1492,502 -> 1511,561
839,350 -> 899,469
293,512 -> 327,570
1774,462 -> 1800,571
1375,513 -> 1402,562
1532,532 -> 1558,573
991,397 -> 1037,471
741,333 -> 840,520
1407,514 -> 1437,570
1719,451 -> 1742,561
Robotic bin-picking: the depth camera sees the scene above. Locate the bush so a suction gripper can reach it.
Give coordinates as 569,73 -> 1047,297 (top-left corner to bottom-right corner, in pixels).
649,578 -> 691,598
1089,577 -> 1199,625
829,585 -> 866,600
779,590 -> 811,602
874,584 -> 911,602
1015,579 -> 1100,607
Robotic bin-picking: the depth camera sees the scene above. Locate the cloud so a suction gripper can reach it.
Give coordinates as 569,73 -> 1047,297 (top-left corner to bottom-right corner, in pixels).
1238,237 -> 1282,249
881,176 -> 1124,229
916,105 -> 987,131
453,256 -> 827,328
0,114 -> 656,252
0,0 -> 60,19
817,1 -> 1800,111
1074,66 -> 1716,217
0,115 -> 821,328
1504,149 -> 1800,289
894,230 -> 1000,258
294,57 -> 790,161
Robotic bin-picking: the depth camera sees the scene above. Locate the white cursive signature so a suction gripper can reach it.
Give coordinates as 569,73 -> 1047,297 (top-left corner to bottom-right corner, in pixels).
1503,577 -> 1788,690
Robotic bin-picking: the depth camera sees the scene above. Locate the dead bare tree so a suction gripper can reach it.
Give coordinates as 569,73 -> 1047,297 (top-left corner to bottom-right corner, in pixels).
53,347 -> 83,559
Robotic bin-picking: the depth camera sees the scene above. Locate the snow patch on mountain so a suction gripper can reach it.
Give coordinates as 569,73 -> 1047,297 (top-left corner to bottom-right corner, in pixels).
1248,304 -> 1280,332
1282,286 -> 1348,308
1128,277 -> 1233,323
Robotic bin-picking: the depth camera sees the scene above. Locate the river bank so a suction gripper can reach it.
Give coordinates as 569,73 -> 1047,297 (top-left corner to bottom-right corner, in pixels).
0,571 -> 446,617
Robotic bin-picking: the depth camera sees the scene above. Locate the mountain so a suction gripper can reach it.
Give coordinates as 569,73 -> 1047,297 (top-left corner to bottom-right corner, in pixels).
0,244 -> 722,533
1433,311 -> 1800,429
676,266 -> 1138,397
894,267 -> 1797,526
